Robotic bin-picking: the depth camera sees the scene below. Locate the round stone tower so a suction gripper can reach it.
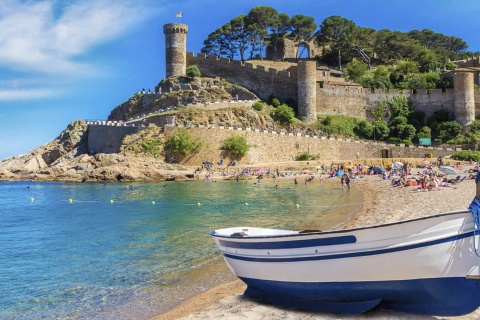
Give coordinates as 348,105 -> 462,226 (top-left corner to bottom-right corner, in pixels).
453,70 -> 475,126
297,61 -> 317,124
163,23 -> 188,78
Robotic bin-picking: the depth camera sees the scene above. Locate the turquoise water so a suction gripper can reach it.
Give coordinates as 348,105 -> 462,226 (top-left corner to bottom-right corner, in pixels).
0,180 -> 363,320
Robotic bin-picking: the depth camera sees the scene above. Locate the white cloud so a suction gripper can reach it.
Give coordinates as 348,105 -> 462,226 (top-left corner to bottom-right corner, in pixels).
0,88 -> 60,101
0,0 -> 157,75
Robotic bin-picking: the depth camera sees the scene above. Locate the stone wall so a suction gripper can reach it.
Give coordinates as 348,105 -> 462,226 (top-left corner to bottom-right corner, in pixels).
87,123 -> 140,154
186,52 -> 297,102
186,52 -> 467,121
164,126 -> 456,166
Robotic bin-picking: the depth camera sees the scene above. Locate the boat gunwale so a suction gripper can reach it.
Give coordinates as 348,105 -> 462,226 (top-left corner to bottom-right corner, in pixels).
209,209 -> 472,239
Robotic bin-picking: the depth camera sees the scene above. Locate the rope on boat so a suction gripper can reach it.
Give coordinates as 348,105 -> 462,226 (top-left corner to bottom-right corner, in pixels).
468,197 -> 480,257
469,173 -> 480,257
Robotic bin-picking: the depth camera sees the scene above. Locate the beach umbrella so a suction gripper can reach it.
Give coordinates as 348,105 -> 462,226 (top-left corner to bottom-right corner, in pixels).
439,166 -> 458,176
373,166 -> 384,174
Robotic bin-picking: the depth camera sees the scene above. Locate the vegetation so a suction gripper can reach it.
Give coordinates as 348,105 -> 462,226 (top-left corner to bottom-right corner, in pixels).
296,153 -> 319,161
186,65 -> 201,78
141,138 -> 163,156
452,150 -> 480,161
165,128 -> 201,157
223,135 -> 249,158
273,104 -> 295,124
201,5 -> 477,67
252,101 -> 265,111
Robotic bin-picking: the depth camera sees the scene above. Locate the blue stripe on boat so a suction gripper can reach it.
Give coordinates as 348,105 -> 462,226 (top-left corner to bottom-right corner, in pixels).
240,276 -> 480,315
218,235 -> 356,249
223,231 -> 475,262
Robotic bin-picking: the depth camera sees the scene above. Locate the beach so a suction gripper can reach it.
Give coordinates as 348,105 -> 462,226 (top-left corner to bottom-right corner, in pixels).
152,164 -> 480,320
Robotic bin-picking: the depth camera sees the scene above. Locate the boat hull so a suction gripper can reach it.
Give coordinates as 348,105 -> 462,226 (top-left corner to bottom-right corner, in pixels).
241,276 -> 480,315
210,210 -> 480,315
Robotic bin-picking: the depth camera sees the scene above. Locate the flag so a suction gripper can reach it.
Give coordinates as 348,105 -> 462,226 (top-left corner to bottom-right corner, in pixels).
176,11 -> 182,17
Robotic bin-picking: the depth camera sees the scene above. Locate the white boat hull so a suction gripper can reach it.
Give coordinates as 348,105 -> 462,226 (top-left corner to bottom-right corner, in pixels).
210,210 -> 480,315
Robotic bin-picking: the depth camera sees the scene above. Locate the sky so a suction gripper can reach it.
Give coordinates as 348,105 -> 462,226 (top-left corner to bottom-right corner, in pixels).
1,0 -> 479,160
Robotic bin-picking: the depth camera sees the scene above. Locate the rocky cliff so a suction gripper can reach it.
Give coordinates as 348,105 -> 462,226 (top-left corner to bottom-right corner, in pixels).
0,120 -> 192,182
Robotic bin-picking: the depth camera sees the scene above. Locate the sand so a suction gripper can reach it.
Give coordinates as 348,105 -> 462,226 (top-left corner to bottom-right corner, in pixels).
152,165 -> 480,320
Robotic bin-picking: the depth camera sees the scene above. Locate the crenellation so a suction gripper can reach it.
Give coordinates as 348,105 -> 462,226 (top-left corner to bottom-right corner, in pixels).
268,68 -> 278,74
220,57 -> 230,63
257,65 -> 266,71
278,71 -> 290,77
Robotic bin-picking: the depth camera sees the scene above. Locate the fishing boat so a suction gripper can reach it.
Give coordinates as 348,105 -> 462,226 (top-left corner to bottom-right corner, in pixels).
210,206 -> 480,315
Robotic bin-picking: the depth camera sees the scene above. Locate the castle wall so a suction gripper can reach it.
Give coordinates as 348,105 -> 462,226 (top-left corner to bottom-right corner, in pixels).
87,123 -> 140,154
186,52 -> 297,102
163,126 -> 456,165
186,51 -> 462,121
409,89 -> 455,119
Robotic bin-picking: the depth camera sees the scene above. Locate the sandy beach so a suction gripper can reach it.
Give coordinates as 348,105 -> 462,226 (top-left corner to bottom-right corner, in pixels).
152,164 -> 480,320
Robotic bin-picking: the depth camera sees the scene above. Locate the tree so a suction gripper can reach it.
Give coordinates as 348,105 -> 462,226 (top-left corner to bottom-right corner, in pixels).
289,14 -> 317,59
223,135 -> 249,158
270,12 -> 291,59
317,16 -> 357,68
356,120 -> 374,139
437,121 -> 462,142
373,121 -> 390,140
390,61 -> 418,86
351,27 -> 375,70
345,60 -> 367,82
229,15 -> 251,61
246,6 -> 279,59
417,126 -> 431,139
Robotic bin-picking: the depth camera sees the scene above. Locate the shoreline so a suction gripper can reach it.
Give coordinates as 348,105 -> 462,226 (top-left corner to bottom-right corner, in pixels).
151,165 -> 480,320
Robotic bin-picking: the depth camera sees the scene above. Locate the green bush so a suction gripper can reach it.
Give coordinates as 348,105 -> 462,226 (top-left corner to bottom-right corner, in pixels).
141,138 -> 163,156
252,101 -> 264,111
274,104 -> 295,124
296,153 -> 319,161
223,135 -> 249,158
317,115 -> 358,137
186,65 -> 201,78
452,150 -> 480,161
437,121 -> 463,142
271,98 -> 281,108
165,128 -> 201,156
373,121 -> 390,140
356,120 -> 374,139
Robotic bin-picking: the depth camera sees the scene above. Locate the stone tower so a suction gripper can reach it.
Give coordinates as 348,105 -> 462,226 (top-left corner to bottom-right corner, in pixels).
453,69 -> 475,126
297,61 -> 317,124
163,23 -> 188,78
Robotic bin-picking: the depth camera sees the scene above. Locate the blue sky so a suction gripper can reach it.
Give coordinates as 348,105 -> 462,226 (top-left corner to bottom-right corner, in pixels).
1,0 -> 479,160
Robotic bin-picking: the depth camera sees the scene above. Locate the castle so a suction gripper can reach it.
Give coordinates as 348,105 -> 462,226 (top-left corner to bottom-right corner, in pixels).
162,23 -> 480,126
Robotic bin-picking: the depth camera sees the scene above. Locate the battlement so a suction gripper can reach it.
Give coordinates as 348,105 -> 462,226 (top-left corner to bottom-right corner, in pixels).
163,23 -> 188,34
186,52 -> 295,79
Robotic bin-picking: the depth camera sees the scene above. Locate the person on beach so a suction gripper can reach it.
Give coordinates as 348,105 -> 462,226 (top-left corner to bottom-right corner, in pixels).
344,174 -> 351,190
340,175 -> 345,189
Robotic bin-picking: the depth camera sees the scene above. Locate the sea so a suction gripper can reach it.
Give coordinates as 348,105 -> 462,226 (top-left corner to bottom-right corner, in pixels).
0,179 -> 364,320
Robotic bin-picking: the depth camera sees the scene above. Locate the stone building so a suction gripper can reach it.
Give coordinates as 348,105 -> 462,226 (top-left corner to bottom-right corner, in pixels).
265,35 -> 321,61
